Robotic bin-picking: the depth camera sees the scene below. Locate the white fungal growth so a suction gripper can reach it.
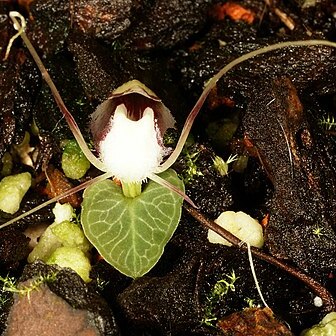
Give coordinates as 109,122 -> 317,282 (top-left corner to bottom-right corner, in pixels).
99,104 -> 164,182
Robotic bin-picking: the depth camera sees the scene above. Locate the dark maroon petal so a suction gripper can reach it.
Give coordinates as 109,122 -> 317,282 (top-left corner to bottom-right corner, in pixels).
90,80 -> 175,151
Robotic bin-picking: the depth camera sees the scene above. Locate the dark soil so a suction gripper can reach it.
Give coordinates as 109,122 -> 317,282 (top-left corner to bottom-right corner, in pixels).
0,0 -> 336,335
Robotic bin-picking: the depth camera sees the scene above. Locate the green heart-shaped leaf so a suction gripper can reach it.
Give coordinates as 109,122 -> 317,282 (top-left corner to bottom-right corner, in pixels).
81,169 -> 184,278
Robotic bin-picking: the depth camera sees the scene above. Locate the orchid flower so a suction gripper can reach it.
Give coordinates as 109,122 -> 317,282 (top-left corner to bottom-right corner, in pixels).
2,11 -> 336,232
88,79 -> 184,199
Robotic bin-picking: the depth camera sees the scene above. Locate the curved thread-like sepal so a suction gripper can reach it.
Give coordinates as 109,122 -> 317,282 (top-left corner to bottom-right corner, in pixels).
0,172 -> 114,230
9,12 -> 107,173
156,39 -> 336,173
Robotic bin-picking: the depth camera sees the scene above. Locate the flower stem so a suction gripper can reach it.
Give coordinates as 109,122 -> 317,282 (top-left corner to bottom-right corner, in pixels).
122,181 -> 142,198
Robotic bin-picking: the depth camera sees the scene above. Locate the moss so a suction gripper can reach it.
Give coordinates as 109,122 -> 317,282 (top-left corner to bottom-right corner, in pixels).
0,172 -> 31,214
301,313 -> 336,336
61,139 -> 90,179
47,247 -> 91,283
28,203 -> 91,282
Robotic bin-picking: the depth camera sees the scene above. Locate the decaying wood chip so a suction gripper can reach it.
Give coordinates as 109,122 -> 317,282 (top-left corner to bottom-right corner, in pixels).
211,2 -> 255,24
44,166 -> 81,207
217,307 -> 294,335
264,0 -> 295,30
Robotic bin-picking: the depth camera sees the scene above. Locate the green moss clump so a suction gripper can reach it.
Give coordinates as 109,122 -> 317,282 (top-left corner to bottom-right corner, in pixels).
0,172 -> 31,214
301,312 -> 336,336
51,220 -> 91,252
28,204 -> 92,282
47,247 -> 91,283
62,139 -> 90,179
28,220 -> 90,261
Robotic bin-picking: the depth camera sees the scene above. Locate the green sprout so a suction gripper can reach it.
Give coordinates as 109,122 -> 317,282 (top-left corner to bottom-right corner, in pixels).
312,226 -> 325,238
96,277 -> 110,291
213,270 -> 238,295
213,154 -> 238,176
245,297 -> 257,308
0,295 -> 10,308
0,272 -> 57,300
319,115 -> 336,131
163,129 -> 178,148
202,270 -> 239,328
111,40 -> 122,51
181,149 -> 203,184
201,314 -> 218,328
75,98 -> 86,106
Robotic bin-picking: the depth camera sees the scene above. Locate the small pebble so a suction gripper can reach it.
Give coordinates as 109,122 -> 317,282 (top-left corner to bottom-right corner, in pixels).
313,296 -> 323,307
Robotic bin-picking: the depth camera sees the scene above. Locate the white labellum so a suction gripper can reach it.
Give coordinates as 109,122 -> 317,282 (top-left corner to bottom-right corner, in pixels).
89,80 -> 175,184
99,104 -> 164,182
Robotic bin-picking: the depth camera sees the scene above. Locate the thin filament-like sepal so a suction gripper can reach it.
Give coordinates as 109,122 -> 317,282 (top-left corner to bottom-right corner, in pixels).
157,39 -> 336,173
149,173 -> 197,208
3,12 -> 26,60
8,11 -> 107,173
0,171 -> 114,230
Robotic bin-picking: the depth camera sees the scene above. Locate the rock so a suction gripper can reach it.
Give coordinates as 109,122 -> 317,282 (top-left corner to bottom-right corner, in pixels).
2,262 -> 120,336
117,258 -> 200,335
5,284 -> 100,336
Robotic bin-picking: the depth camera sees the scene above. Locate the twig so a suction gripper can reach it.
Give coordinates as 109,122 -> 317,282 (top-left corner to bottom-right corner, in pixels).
264,0 -> 295,30
183,204 -> 335,312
